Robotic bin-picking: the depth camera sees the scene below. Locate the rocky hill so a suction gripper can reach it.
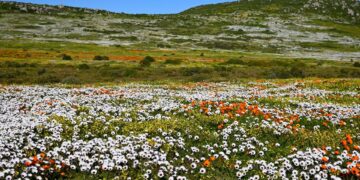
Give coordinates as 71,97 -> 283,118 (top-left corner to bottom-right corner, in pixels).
0,0 -> 359,60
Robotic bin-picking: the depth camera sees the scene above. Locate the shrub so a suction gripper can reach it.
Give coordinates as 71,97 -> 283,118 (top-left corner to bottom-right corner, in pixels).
62,54 -> 72,60
123,69 -> 137,77
37,75 -> 60,84
182,67 -> 201,76
268,67 -> 291,79
61,76 -> 81,84
354,62 -> 360,67
164,59 -> 182,65
224,58 -> 245,65
290,66 -> 305,78
4,61 -> 22,68
93,55 -> 109,61
157,43 -> 171,48
140,56 -> 155,67
78,63 -> 90,70
37,68 -> 46,75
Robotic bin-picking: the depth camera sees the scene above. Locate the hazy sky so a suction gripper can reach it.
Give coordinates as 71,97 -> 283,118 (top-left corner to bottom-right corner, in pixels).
11,0 -> 235,14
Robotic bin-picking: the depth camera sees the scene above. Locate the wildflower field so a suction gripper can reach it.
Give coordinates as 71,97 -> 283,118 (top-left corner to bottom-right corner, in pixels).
0,79 -> 359,180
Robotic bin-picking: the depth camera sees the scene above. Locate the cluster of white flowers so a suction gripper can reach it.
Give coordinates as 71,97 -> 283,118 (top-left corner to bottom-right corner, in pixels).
0,82 -> 358,179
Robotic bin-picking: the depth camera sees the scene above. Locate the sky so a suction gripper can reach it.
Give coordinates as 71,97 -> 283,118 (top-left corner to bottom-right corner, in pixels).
11,0 -> 235,14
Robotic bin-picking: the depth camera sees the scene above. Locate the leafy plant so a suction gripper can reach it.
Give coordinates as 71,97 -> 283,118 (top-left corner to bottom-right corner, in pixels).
62,54 -> 73,60
164,59 -> 182,65
93,55 -> 109,61
139,56 -> 155,67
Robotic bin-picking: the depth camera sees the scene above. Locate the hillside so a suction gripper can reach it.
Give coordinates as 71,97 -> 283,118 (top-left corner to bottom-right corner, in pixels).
183,0 -> 360,23
0,0 -> 360,60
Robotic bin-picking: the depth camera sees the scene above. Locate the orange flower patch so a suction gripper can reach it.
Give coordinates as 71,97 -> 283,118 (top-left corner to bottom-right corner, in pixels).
203,159 -> 211,167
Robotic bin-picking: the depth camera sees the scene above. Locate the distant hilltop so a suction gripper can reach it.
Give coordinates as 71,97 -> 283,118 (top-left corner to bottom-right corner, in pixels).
0,1 -> 116,15
0,0 -> 359,60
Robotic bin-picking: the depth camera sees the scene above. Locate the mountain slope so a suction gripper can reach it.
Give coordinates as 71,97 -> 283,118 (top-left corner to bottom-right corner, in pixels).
0,0 -> 359,60
183,0 -> 360,24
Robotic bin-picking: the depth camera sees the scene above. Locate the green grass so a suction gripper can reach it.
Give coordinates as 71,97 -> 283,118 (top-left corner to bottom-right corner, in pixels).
1,58 -> 359,84
0,39 -> 359,85
312,20 -> 360,38
299,41 -> 360,52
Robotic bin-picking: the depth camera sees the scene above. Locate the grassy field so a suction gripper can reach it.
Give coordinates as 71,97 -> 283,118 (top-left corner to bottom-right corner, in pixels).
0,40 -> 359,85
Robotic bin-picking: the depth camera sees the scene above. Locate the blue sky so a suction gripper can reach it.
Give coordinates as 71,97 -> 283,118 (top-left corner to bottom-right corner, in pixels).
12,0 -> 235,14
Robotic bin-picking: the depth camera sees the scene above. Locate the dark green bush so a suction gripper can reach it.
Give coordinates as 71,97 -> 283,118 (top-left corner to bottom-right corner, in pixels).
354,62 -> 360,67
140,56 -> 155,67
61,76 -> 81,84
290,66 -> 305,78
224,58 -> 245,65
268,67 -> 291,79
78,63 -> 90,70
37,75 -> 61,84
157,43 -> 171,48
62,54 -> 72,60
164,59 -> 182,65
182,67 -> 201,76
93,55 -> 109,61
123,69 -> 137,77
37,68 -> 46,75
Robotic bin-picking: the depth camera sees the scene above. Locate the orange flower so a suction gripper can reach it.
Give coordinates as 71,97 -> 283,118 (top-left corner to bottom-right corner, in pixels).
210,156 -> 216,161
330,168 -> 337,173
191,101 -> 196,107
40,152 -> 46,159
339,120 -> 346,126
334,150 -> 340,155
346,134 -> 353,145
42,165 -> 50,170
354,145 -> 360,151
32,156 -> 38,164
217,123 -> 224,130
325,113 -> 333,117
203,160 -> 211,167
264,113 -> 271,120
321,164 -> 327,169
322,157 -> 329,162
350,167 -> 359,176
352,156 -> 359,161
24,161 -> 32,167
322,122 -> 328,127
228,112 -> 234,119
341,140 -> 348,147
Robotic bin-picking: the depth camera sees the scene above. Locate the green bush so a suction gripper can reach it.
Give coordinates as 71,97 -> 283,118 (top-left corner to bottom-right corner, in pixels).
37,75 -> 61,84
290,66 -> 305,78
78,63 -> 90,70
182,67 -> 201,76
164,59 -> 182,65
61,76 -> 81,84
62,54 -> 72,60
140,56 -> 155,67
37,68 -> 46,75
123,69 -> 137,77
93,55 -> 109,61
224,58 -> 245,65
354,62 -> 360,67
4,61 -> 22,67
